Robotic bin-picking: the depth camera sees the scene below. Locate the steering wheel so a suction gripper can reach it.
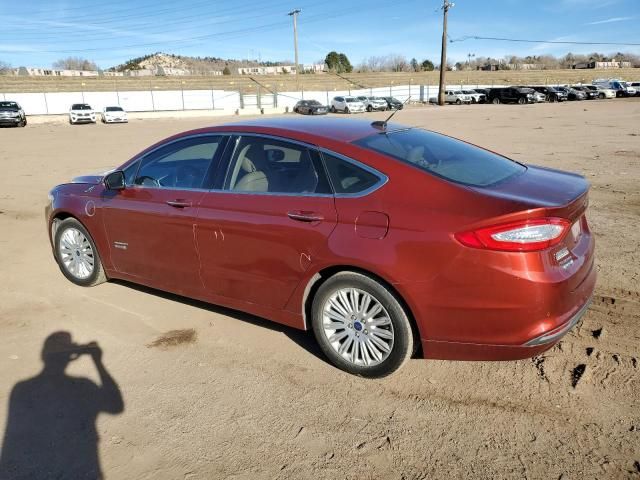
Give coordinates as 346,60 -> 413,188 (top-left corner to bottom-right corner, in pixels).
137,175 -> 161,187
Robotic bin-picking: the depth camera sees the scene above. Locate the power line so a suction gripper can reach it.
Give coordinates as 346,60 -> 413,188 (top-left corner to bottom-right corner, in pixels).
450,35 -> 640,46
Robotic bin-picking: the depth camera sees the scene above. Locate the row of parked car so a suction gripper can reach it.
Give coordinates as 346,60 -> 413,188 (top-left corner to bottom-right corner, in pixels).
0,101 -> 128,127
294,96 -> 404,115
436,79 -> 639,105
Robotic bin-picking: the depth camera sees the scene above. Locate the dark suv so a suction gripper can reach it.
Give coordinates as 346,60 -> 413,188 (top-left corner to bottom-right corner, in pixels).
487,87 -> 534,105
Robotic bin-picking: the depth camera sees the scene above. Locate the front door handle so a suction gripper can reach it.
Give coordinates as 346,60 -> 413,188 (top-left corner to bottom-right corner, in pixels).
287,211 -> 324,222
166,200 -> 192,208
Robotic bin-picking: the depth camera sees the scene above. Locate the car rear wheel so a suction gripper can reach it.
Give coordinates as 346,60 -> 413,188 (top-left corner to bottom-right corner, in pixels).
344,107 -> 350,114
518,97 -> 526,105
54,218 -> 106,287
367,105 -> 372,112
492,97 -> 500,104
456,99 -> 462,105
330,106 -> 336,113
311,272 -> 415,378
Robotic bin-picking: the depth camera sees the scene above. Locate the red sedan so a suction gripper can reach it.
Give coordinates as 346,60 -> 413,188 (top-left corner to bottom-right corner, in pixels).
46,117 -> 596,377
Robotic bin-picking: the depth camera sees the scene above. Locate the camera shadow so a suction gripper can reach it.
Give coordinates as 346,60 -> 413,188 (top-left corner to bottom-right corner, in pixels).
0,331 -> 124,480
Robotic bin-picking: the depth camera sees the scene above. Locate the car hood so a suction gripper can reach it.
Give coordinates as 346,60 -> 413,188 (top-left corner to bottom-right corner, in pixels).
70,169 -> 113,184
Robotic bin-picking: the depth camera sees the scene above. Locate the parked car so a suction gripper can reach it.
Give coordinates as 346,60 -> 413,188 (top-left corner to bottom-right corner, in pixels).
0,101 -> 27,127
330,96 -> 366,114
383,97 -> 403,110
293,100 -> 328,115
487,87 -> 534,104
556,87 -> 586,101
620,81 -> 637,96
628,82 -> 640,96
444,90 -> 472,104
356,96 -> 388,112
461,89 -> 486,103
529,86 -> 567,102
583,85 -> 615,99
69,104 -> 96,124
571,86 -> 598,100
593,79 -> 633,97
101,106 -> 128,123
46,117 -> 595,377
531,90 -> 546,103
473,88 -> 491,97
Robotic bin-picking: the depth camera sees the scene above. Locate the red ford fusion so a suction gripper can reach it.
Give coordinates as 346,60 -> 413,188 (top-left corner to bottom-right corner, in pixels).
46,117 -> 595,377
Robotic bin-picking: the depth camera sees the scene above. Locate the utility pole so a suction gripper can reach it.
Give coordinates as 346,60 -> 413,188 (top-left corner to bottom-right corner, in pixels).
437,0 -> 454,106
288,9 -> 301,77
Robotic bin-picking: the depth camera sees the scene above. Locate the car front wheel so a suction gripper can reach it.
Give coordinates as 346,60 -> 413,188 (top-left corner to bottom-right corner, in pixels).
54,218 -> 106,287
311,272 -> 415,378
492,97 -> 500,104
344,107 -> 350,114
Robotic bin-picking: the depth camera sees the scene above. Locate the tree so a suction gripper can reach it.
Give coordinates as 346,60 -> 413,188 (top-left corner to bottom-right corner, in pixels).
222,66 -> 231,75
324,51 -> 352,73
0,60 -> 11,75
421,59 -> 435,71
52,57 -> 98,71
410,57 -> 419,72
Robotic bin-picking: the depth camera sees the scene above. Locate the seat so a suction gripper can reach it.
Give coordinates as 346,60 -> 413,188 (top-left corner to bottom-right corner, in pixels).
234,145 -> 269,192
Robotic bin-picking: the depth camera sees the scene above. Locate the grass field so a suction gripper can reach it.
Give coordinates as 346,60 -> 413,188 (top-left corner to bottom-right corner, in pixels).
1,68 -> 639,93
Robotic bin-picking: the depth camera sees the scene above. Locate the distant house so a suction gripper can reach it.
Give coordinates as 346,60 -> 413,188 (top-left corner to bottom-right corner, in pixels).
574,61 -> 632,69
505,63 -> 544,70
236,65 -> 297,75
479,64 -> 499,71
15,67 -> 99,77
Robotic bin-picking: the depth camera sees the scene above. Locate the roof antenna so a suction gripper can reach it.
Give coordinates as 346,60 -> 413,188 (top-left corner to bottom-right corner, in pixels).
371,96 -> 411,131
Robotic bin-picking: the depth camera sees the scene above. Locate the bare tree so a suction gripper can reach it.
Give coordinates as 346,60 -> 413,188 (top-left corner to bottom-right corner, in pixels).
52,57 -> 98,71
0,60 -> 11,75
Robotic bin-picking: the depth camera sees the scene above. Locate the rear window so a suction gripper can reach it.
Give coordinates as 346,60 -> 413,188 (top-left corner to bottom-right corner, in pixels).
353,129 -> 525,187
106,106 -> 123,112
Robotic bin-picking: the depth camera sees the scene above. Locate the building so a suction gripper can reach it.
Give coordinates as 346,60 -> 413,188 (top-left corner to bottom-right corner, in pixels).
15,67 -> 99,77
237,65 -> 297,75
505,63 -> 544,70
574,61 -> 632,69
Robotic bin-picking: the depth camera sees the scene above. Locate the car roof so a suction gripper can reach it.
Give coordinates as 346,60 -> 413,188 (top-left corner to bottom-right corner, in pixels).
183,117 -> 392,144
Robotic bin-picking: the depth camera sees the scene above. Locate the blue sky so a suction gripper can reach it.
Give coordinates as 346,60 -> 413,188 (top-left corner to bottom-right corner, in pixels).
0,0 -> 638,69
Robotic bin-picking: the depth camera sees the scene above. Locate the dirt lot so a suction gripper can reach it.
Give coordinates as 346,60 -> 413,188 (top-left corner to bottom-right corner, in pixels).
0,100 -> 638,479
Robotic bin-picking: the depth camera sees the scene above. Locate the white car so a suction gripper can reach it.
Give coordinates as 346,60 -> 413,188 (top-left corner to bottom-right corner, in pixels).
531,91 -> 546,103
356,96 -> 388,111
445,90 -> 472,104
584,85 -> 616,99
330,96 -> 366,114
101,106 -> 128,124
69,103 -> 96,124
461,89 -> 486,103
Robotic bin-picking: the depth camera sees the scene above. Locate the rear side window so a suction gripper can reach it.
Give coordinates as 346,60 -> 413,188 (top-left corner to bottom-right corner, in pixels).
353,129 -> 525,187
322,153 -> 381,194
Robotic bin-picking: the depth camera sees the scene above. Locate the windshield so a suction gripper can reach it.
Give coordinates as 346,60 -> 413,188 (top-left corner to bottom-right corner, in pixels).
308,100 -> 321,106
71,104 -> 92,110
106,106 -> 123,112
0,101 -> 19,110
345,98 -> 358,103
353,128 -> 525,187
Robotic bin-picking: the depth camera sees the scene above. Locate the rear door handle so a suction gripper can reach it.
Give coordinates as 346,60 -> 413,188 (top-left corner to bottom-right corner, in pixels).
166,200 -> 192,208
287,211 -> 324,222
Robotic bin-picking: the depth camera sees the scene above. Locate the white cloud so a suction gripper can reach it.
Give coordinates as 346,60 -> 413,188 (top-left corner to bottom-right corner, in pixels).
585,16 -> 634,25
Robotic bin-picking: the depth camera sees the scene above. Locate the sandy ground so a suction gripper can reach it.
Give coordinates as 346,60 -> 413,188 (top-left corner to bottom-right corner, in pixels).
0,100 -> 639,479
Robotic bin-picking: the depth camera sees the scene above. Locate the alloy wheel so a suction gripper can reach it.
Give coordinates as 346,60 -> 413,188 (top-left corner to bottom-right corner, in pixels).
58,227 -> 95,280
321,288 -> 394,367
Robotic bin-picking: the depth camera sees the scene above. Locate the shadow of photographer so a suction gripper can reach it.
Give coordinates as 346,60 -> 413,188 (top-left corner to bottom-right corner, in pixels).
0,331 -> 124,480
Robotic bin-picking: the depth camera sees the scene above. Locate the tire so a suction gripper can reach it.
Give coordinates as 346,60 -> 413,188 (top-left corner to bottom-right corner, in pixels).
54,218 -> 107,287
19,119 -> 26,127
330,106 -> 336,113
344,107 -> 350,114
492,97 -> 500,104
517,97 -> 526,105
367,105 -> 372,112
456,99 -> 462,105
311,271 -> 415,378
599,93 -> 605,99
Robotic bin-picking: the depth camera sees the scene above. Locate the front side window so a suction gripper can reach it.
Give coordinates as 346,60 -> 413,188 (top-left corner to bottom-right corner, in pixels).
353,129 -> 525,187
224,137 -> 330,194
135,136 -> 222,189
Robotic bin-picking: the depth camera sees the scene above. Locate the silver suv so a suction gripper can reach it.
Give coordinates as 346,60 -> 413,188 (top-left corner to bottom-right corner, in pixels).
356,96 -> 388,112
0,101 -> 26,127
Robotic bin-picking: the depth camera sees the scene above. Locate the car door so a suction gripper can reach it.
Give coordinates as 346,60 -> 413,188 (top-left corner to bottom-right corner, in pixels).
101,134 -> 227,295
196,134 -> 337,310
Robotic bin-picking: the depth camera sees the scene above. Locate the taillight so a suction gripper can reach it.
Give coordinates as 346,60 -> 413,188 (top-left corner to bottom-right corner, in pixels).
455,217 -> 571,252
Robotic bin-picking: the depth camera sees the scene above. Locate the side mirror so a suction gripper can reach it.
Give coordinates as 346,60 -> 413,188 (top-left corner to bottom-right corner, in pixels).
104,171 -> 125,190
